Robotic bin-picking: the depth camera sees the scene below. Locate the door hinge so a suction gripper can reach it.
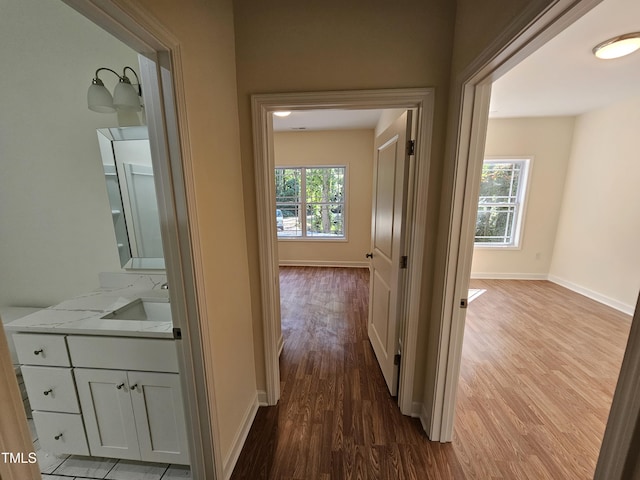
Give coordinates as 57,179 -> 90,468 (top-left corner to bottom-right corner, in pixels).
173,327 -> 182,339
394,353 -> 401,365
460,298 -> 468,309
400,255 -> 408,269
407,139 -> 415,156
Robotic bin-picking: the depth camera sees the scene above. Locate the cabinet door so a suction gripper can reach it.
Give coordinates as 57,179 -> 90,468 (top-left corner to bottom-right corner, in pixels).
74,368 -> 140,460
128,371 -> 190,464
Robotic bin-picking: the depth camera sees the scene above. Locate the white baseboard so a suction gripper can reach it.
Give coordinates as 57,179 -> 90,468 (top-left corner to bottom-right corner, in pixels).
278,260 -> 369,268
548,275 -> 635,316
471,272 -> 635,316
222,392 -> 259,480
277,334 -> 284,357
470,272 -> 547,280
419,403 -> 430,435
410,401 -> 423,418
257,390 -> 269,406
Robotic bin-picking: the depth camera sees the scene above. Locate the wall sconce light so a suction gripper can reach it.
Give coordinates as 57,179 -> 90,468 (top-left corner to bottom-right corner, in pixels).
88,66 -> 142,113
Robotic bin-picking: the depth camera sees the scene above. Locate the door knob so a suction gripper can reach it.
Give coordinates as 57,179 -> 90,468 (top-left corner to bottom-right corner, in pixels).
365,253 -> 373,258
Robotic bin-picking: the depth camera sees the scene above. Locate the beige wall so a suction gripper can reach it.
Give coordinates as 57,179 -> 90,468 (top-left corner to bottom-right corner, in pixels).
550,96 -> 640,312
471,117 -> 575,277
274,130 -> 374,266
0,0 -> 138,310
233,0 -> 458,397
129,0 -> 257,469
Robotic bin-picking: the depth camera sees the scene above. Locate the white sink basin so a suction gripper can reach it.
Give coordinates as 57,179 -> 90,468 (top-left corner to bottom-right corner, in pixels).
101,298 -> 171,322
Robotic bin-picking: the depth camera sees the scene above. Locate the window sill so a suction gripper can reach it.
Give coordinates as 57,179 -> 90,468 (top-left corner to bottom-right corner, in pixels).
278,236 -> 348,243
474,243 -> 521,251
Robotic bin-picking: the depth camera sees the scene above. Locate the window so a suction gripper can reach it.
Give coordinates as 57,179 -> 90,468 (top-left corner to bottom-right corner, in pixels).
474,158 -> 531,247
275,166 -> 346,239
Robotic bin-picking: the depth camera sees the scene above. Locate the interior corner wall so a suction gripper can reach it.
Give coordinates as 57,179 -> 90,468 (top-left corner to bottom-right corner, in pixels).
375,109 -> 407,137
275,130 -> 374,267
0,0 -> 138,310
471,117 -> 575,278
549,96 -> 640,313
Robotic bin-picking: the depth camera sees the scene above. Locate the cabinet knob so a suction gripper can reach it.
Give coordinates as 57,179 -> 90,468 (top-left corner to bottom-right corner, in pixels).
54,433 -> 63,440
116,383 -> 125,390
34,349 -> 44,355
43,389 -> 53,396
130,384 -> 138,391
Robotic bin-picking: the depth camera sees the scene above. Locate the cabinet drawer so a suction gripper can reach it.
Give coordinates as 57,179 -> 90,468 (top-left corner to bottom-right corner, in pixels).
67,336 -> 178,373
21,366 -> 80,414
32,411 -> 89,456
13,333 -> 70,367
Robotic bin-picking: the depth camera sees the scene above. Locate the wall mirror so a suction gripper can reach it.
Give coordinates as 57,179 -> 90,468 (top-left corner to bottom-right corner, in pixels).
97,126 -> 165,269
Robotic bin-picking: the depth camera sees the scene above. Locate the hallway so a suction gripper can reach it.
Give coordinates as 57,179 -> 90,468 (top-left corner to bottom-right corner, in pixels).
231,267 -> 463,479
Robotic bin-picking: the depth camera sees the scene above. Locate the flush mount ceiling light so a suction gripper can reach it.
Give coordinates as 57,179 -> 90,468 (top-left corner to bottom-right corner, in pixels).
88,66 -> 142,113
593,32 -> 640,59
273,111 -> 292,117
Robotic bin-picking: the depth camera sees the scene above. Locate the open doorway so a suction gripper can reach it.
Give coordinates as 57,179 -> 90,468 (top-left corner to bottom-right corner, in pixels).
440,0 -> 639,476
251,90 -> 434,416
272,107 -> 414,399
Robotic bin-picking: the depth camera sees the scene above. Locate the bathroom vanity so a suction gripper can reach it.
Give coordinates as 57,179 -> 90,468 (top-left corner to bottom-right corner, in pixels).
5,273 -> 189,465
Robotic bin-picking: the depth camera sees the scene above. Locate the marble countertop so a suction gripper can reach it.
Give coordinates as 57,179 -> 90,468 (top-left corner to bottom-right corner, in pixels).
4,273 -> 174,339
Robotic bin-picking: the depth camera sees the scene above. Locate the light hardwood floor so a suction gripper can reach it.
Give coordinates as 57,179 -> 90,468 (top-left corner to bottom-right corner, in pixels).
457,279 -> 631,479
231,268 -> 631,479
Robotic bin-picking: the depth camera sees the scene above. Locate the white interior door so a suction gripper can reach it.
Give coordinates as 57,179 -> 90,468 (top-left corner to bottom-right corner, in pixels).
368,111 -> 412,396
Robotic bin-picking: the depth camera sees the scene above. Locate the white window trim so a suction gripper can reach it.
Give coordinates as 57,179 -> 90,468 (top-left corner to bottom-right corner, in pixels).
473,156 -> 533,249
275,164 -> 348,241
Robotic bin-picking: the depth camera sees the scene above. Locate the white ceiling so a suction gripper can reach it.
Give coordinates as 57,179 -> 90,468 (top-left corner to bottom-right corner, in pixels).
490,0 -> 640,118
272,109 -> 383,131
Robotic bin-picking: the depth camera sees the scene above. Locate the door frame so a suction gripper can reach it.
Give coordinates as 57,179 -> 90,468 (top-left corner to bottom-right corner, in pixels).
431,0 -> 604,441
61,2 -> 219,478
252,89 -> 434,415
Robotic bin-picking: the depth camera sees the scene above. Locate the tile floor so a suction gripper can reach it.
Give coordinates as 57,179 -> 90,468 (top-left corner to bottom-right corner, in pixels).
19,373 -> 192,480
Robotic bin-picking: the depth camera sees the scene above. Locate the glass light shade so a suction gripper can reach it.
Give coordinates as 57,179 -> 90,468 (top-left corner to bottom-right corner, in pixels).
593,34 -> 640,59
87,83 -> 116,113
113,81 -> 141,111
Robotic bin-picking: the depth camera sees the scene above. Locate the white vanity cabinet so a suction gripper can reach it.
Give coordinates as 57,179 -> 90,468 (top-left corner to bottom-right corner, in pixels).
14,332 -> 189,466
68,336 -> 189,465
